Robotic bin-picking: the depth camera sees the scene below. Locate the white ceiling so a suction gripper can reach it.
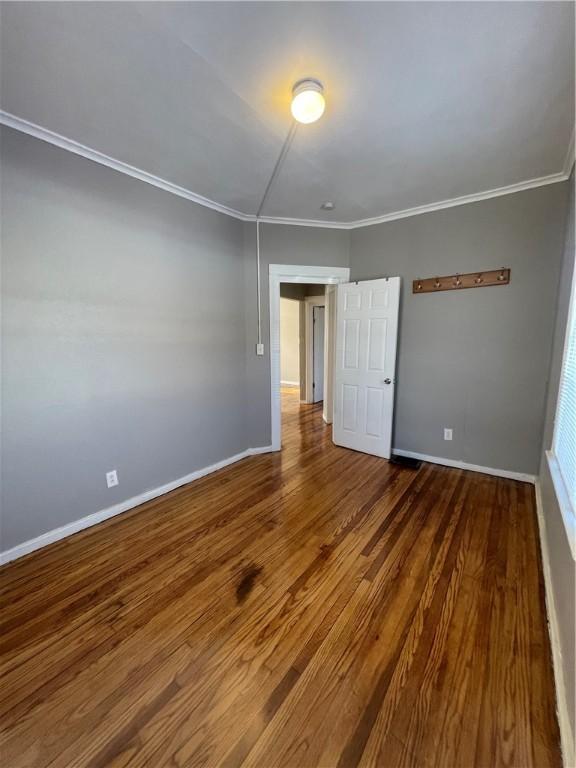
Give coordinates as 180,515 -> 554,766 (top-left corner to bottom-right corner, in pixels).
1,2 -> 574,225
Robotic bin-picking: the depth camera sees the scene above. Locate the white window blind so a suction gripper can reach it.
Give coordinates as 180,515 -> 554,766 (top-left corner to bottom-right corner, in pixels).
554,270 -> 576,516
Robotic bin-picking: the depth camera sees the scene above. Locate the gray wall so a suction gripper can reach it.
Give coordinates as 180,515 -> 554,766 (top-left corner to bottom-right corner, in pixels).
1,126 -> 248,551
2,123 -> 571,557
539,172 -> 575,745
243,222 -> 350,448
1,129 -> 351,550
349,184 -> 570,474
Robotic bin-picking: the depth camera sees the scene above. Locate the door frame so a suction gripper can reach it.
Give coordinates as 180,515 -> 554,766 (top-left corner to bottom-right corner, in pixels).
269,264 -> 350,451
304,295 -> 326,405
323,286 -> 337,425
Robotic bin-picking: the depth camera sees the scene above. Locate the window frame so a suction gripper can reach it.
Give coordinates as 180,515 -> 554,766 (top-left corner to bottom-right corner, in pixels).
548,263 -> 576,560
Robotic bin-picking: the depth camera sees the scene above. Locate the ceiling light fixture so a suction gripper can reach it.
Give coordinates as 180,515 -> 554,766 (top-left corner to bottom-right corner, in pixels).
291,79 -> 325,124
321,201 -> 335,210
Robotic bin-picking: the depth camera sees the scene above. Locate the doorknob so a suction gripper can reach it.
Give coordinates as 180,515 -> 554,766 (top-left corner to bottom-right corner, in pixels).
383,378 -> 392,385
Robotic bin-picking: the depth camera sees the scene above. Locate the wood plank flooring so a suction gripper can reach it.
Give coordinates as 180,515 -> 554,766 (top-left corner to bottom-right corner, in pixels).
0,387 -> 561,767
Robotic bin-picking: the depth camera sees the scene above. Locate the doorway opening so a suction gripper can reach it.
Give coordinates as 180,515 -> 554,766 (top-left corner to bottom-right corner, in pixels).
280,286 -> 328,436
269,264 -> 350,451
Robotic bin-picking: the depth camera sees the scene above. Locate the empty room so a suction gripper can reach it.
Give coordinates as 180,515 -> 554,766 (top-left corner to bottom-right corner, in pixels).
1,2 -> 575,767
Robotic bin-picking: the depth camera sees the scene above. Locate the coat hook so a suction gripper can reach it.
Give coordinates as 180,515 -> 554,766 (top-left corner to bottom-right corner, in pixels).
413,268 -> 510,294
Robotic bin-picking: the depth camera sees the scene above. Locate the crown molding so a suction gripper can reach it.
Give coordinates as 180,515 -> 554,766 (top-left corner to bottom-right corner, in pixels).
258,167 -> 570,230
0,111 -> 254,222
344,169 -> 571,230
257,214 -> 349,230
2,110 -> 572,231
197,160 -> 572,230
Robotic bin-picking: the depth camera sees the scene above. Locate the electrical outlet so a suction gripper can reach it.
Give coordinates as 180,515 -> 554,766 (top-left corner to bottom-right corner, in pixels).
444,428 -> 453,441
256,343 -> 264,356
106,470 -> 119,488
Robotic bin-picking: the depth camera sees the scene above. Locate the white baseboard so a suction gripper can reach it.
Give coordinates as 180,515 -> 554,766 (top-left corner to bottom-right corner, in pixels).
535,481 -> 575,768
392,449 -> 536,484
248,445 -> 275,456
0,445 -> 274,566
281,380 -> 300,387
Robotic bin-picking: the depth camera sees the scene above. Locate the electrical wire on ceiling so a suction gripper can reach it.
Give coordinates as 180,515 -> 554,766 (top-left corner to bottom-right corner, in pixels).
254,120 -> 298,351
253,79 -> 325,355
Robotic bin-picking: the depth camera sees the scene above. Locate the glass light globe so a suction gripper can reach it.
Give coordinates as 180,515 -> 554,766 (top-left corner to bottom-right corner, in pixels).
291,80 -> 325,124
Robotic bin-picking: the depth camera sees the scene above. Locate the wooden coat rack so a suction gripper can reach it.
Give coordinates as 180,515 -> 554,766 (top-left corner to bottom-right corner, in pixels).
413,268 -> 510,294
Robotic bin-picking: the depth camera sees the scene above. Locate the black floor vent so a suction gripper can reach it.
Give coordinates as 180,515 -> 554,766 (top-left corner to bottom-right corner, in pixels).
390,454 -> 422,470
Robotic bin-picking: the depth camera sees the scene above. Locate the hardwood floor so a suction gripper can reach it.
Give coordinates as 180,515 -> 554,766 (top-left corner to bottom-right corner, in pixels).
0,387 -> 561,767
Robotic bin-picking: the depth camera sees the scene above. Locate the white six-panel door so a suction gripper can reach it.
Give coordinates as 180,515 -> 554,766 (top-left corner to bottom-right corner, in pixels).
332,277 -> 401,459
